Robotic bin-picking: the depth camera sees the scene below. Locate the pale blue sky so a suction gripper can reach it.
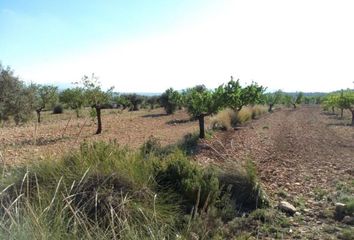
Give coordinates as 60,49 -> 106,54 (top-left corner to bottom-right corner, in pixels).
1,0 -> 354,92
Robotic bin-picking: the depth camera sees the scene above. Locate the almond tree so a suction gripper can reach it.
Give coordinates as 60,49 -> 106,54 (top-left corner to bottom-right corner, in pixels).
80,73 -> 113,134
184,85 -> 224,138
159,88 -> 181,114
30,84 -> 58,123
222,76 -> 265,112
264,90 -> 283,112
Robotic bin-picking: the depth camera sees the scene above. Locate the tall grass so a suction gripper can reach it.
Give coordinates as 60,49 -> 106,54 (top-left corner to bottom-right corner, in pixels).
211,105 -> 268,130
0,141 -> 268,239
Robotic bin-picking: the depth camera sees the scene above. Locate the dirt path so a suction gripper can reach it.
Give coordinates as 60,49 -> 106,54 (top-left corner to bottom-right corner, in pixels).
197,106 -> 354,239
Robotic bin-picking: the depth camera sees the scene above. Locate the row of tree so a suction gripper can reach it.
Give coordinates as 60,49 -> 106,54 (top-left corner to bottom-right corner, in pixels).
1,62 -> 323,139
322,90 -> 354,125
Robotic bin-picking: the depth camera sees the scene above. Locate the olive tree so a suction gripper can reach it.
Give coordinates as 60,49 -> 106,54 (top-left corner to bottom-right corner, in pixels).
184,85 -> 224,139
80,73 -> 112,134
59,87 -> 85,118
159,88 -> 181,114
0,64 -> 34,125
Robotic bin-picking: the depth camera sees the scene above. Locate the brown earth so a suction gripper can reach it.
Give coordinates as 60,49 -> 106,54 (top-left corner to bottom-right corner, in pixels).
0,108 -> 204,165
196,106 -> 354,239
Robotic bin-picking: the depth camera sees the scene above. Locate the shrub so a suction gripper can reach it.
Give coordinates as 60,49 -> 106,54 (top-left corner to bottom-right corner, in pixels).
0,141 -> 269,239
155,151 -> 220,213
218,161 -> 269,212
52,104 -> 64,114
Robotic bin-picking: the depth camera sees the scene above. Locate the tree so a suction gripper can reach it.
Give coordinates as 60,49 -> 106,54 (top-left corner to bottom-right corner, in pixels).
0,64 -> 34,125
337,90 -> 354,125
31,84 -> 58,123
159,88 -> 181,114
264,90 -> 283,112
291,92 -> 303,109
124,94 -> 143,111
80,73 -> 112,134
222,76 -> 265,112
59,87 -> 85,118
184,85 -> 224,138
146,95 -> 160,109
112,95 -> 131,110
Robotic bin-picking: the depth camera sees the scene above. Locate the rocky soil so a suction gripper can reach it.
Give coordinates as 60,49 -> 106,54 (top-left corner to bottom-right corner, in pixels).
197,106 -> 354,239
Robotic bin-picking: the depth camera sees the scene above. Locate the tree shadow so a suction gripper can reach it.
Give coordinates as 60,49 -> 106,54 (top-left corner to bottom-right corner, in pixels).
141,113 -> 168,118
166,118 -> 196,125
327,123 -> 350,127
18,136 -> 65,146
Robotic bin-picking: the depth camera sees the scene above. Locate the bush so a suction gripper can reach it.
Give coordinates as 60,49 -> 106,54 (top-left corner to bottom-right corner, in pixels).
52,104 -> 63,114
155,152 -> 220,213
218,161 -> 269,212
0,141 -> 269,239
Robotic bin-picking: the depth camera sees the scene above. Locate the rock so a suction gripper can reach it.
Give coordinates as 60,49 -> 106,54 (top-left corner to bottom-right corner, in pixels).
342,216 -> 354,225
279,201 -> 297,215
335,202 -> 347,220
294,212 -> 301,216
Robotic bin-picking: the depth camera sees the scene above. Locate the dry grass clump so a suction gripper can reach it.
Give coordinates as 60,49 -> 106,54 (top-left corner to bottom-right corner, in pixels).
250,105 -> 268,119
212,105 -> 267,130
211,108 -> 237,130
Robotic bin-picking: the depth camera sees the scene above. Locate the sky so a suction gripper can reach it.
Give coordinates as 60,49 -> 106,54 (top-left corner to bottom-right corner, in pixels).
1,0 -> 354,93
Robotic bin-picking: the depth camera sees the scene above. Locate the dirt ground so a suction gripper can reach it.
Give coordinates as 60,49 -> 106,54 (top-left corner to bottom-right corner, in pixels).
1,105 -> 353,238
197,106 -> 354,239
0,108 -> 204,165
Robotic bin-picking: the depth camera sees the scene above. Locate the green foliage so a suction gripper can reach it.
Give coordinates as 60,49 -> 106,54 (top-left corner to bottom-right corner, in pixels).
112,94 -> 131,110
222,77 -> 265,111
52,104 -> 63,114
159,88 -> 181,114
0,140 -> 269,239
146,95 -> 160,109
59,87 -> 85,117
123,94 -> 144,111
264,90 -> 283,112
184,85 -> 223,118
0,64 -> 34,124
32,84 -> 59,111
155,151 -> 220,213
80,74 -> 112,108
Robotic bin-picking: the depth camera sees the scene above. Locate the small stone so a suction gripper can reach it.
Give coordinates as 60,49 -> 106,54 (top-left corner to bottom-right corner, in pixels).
342,216 -> 354,225
279,201 -> 297,215
335,203 -> 347,220
294,212 -> 301,216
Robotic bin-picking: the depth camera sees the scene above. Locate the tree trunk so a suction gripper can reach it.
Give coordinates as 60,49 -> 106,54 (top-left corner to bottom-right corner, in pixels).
268,104 -> 273,112
96,107 -> 102,134
332,106 -> 335,114
36,109 -> 41,123
351,110 -> 354,126
198,115 -> 205,139
75,108 -> 80,118
293,103 -> 296,109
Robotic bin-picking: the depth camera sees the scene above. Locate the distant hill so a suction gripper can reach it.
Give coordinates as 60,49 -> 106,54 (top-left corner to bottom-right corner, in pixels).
284,92 -> 327,97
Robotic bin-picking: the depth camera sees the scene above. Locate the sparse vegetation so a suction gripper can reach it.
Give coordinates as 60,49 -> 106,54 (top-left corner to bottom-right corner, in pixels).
0,141 -> 269,239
